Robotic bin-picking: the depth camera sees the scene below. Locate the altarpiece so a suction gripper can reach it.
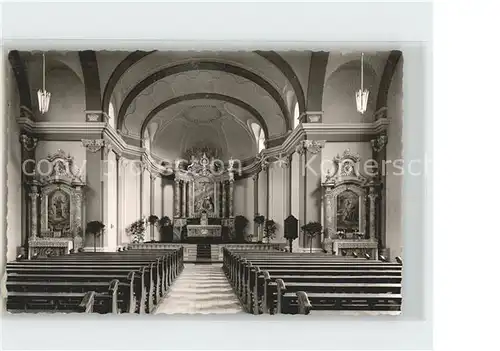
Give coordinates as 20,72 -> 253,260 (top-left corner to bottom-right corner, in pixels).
322,149 -> 379,259
27,150 -> 86,258
172,148 -> 236,240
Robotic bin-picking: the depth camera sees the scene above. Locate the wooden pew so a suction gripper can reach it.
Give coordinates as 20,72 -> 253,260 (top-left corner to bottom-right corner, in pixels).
8,291 -> 98,314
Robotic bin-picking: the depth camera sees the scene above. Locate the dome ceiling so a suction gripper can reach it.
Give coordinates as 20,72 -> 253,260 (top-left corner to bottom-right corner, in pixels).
150,99 -> 256,162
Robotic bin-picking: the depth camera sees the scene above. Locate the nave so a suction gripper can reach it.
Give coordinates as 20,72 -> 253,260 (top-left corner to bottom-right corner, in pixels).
5,246 -> 402,315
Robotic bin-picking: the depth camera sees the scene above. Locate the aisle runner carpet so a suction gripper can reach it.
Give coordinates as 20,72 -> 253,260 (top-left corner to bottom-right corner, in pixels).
154,264 -> 244,314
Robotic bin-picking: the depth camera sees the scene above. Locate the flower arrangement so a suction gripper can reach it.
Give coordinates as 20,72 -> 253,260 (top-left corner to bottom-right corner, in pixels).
126,218 -> 146,243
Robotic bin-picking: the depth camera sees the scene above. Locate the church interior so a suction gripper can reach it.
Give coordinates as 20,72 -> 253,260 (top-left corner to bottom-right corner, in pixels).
4,49 -> 404,315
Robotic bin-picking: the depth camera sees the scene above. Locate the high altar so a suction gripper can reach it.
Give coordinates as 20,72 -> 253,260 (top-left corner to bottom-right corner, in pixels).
172,148 -> 235,241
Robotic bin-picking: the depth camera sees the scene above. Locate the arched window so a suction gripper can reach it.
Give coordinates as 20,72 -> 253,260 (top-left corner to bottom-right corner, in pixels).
293,102 -> 300,129
144,129 -> 151,152
251,122 -> 266,154
108,102 -> 116,129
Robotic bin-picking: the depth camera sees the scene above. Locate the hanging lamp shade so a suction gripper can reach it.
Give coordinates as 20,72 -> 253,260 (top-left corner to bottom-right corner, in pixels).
37,53 -> 51,114
355,52 -> 369,114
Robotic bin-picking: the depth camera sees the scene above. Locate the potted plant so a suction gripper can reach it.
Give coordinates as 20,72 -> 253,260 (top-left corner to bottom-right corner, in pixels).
126,218 -> 146,243
158,216 -> 173,242
263,219 -> 277,244
234,215 -> 249,243
86,220 -> 105,252
301,221 -> 323,253
147,215 -> 159,242
254,214 -> 265,242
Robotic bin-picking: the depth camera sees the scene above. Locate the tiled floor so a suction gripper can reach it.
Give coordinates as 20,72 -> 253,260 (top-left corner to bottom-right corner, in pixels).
154,263 -> 244,314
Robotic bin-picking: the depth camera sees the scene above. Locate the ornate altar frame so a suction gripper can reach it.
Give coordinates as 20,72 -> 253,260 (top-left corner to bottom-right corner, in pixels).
27,150 -> 86,259
322,149 -> 378,259
172,151 -> 235,241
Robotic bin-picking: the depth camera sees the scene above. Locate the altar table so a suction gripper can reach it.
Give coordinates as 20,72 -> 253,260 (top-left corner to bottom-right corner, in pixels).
187,224 -> 222,238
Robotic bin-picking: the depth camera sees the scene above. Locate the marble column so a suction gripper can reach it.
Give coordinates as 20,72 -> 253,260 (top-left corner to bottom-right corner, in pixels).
182,181 -> 188,218
20,134 -> 38,250
185,181 -> 190,218
150,173 -> 156,240
222,181 -> 227,218
368,185 -> 379,241
228,179 -> 234,218
174,179 -> 181,218
28,184 -> 39,239
253,173 -> 259,238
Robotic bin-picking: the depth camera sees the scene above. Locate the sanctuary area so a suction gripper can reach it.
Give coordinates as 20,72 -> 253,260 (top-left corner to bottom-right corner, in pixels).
4,49 -> 404,315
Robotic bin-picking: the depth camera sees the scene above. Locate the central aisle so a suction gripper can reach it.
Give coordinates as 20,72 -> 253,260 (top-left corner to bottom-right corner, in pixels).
154,263 -> 244,314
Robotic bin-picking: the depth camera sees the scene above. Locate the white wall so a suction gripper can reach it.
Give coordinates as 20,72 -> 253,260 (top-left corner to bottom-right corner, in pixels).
234,178 -> 254,237
162,179 -> 174,219
105,150 -> 118,250
6,65 -> 22,262
385,58 -> 404,258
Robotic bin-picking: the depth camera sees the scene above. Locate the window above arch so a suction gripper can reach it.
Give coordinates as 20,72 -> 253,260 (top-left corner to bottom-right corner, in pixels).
293,102 -> 300,129
108,102 -> 116,129
250,122 -> 266,154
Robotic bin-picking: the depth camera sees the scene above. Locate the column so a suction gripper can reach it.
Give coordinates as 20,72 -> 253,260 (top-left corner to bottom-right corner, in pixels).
221,181 -> 227,218
82,139 -> 106,248
185,181 -> 190,218
150,173 -> 155,240
371,134 -> 388,255
253,173 -> 259,238
182,181 -> 187,218
228,179 -> 234,218
73,184 -> 84,250
295,144 -> 307,248
174,179 -> 181,218
28,184 -> 39,239
116,155 -> 124,247
282,155 -> 292,216
19,134 -> 38,251
368,184 -> 379,242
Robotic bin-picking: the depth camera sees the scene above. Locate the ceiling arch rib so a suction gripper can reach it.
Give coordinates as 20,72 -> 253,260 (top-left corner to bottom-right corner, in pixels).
116,61 -> 291,132
78,50 -> 102,113
254,50 -> 306,114
8,50 -> 32,112
376,50 -> 402,112
101,50 -> 155,114
140,93 -> 269,140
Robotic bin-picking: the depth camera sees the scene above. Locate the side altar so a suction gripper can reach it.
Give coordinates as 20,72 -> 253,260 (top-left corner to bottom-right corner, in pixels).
27,150 -> 86,258
172,148 -> 236,242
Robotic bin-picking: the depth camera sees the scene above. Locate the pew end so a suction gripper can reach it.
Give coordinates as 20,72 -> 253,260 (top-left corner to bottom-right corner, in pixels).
78,291 -> 96,313
296,291 -> 312,315
395,256 -> 403,265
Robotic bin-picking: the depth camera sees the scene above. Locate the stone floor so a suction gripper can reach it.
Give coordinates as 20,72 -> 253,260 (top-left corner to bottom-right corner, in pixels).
154,263 -> 244,314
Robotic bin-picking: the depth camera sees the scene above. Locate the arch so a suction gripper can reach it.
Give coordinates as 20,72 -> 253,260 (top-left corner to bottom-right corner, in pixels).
140,93 -> 270,141
306,52 -> 330,112
376,50 -> 403,112
255,50 -> 306,114
78,50 -> 102,112
8,50 -> 32,112
101,50 -> 155,114
117,61 -> 291,131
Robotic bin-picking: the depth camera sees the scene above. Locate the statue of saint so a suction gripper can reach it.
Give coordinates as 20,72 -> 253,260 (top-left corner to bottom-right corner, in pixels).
201,195 -> 214,212
200,211 -> 208,226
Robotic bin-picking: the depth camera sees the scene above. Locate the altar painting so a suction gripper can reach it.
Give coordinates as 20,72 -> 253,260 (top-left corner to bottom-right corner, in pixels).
48,189 -> 71,233
194,179 -> 215,217
336,190 -> 359,231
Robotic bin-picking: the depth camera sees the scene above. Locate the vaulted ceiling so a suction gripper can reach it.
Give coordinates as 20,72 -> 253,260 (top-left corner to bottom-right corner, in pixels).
10,50 -> 401,162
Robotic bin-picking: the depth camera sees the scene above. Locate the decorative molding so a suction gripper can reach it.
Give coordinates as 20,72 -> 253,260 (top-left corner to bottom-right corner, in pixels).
305,111 -> 323,123
81,139 -> 105,153
86,111 -> 102,122
324,149 -> 367,187
19,134 -> 38,151
371,134 -> 388,152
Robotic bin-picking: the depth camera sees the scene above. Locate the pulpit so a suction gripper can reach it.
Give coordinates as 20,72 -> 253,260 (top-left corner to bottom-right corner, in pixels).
27,150 -> 85,258
322,149 -> 379,259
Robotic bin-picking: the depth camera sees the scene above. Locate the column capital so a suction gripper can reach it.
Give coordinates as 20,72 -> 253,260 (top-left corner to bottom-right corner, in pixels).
252,173 -> 259,182
85,111 -> 103,122
305,111 -> 323,123
19,134 -> 38,152
371,134 -> 388,152
82,138 -> 105,153
296,140 -> 325,155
